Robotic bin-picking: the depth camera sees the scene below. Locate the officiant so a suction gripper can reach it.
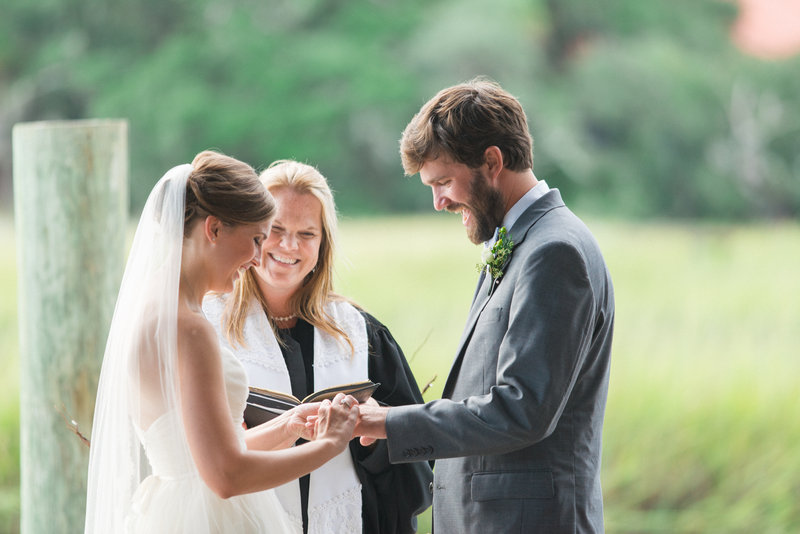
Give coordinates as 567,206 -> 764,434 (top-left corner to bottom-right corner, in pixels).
203,159 -> 432,534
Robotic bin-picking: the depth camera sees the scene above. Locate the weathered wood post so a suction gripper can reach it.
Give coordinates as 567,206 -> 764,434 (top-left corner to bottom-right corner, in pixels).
12,120 -> 128,534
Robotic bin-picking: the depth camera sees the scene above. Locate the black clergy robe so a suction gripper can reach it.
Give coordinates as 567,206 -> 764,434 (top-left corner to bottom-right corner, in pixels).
276,311 -> 432,534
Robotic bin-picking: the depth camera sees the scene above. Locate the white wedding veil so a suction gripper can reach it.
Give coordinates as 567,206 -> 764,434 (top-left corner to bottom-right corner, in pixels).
85,158 -> 300,533
84,164 -> 197,532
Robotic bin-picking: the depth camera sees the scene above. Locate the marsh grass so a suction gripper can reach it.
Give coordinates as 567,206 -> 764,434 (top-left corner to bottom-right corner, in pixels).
1,214 -> 799,533
596,222 -> 800,533
0,215 -> 20,534
337,216 -> 800,534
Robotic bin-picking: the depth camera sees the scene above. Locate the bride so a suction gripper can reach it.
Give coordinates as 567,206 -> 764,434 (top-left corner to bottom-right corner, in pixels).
84,150 -> 359,533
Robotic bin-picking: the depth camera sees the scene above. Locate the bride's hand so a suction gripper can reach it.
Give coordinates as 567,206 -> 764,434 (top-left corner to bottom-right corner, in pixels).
314,393 -> 359,449
284,403 -> 322,441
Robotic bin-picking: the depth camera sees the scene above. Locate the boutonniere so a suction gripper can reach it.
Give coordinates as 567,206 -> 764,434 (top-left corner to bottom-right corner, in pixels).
476,227 -> 514,294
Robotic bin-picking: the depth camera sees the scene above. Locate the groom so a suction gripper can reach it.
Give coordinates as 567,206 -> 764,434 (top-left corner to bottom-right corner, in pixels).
357,78 -> 615,533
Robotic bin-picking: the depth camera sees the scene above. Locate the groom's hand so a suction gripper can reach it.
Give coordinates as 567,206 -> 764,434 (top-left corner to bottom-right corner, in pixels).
355,402 -> 389,447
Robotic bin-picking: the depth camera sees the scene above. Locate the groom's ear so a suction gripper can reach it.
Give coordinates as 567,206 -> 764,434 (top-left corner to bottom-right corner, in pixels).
203,216 -> 221,244
483,146 -> 504,185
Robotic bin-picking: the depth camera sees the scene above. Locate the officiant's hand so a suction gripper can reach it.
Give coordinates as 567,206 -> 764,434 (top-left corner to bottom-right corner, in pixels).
313,393 -> 359,450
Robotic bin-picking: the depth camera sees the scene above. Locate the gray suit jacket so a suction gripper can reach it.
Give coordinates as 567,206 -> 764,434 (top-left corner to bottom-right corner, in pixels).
386,190 -> 614,533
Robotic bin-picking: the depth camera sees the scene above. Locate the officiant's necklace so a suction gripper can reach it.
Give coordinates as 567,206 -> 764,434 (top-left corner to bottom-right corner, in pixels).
269,313 -> 297,322
263,299 -> 297,322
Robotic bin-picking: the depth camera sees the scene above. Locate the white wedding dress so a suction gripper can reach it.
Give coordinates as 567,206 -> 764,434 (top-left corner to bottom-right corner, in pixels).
125,347 -> 302,534
85,165 -> 305,533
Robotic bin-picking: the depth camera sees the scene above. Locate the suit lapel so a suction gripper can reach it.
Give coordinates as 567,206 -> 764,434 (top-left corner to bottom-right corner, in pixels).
463,272 -> 493,343
441,189 -> 566,399
471,268 -> 487,303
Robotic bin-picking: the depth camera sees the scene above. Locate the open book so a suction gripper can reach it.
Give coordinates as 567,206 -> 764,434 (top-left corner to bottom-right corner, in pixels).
244,380 -> 380,427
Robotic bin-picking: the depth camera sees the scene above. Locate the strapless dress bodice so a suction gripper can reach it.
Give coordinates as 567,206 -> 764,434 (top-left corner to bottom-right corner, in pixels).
139,347 -> 249,478
126,348 -> 300,533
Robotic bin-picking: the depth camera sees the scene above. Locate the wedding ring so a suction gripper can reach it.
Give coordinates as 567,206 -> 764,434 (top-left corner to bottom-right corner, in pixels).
340,399 -> 351,409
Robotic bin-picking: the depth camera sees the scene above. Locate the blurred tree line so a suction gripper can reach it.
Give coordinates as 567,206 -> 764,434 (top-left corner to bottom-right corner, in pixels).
1,0 -> 798,218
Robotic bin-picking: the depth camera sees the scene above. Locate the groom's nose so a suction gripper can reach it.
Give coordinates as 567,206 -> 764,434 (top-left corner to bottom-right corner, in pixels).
432,188 -> 448,211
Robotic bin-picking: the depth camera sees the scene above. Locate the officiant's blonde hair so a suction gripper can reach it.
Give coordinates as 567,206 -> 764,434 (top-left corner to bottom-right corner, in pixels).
223,160 -> 354,353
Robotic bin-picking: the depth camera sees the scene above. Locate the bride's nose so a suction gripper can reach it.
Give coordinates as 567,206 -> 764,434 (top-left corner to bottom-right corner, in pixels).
250,243 -> 263,268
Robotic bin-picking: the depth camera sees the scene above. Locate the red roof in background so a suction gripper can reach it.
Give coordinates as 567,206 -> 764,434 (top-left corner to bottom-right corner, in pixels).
732,0 -> 800,59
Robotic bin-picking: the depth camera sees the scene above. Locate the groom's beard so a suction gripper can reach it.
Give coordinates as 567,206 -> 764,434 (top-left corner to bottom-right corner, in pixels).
464,170 -> 505,244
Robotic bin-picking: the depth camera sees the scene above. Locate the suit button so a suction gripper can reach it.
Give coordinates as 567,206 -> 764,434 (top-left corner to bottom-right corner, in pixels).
428,482 -> 433,494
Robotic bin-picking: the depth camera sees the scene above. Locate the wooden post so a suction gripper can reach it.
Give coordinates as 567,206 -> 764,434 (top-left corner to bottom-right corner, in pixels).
12,120 -> 128,534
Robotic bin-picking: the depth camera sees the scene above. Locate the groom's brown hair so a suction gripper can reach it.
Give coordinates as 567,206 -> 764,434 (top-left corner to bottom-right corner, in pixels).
400,77 -> 533,175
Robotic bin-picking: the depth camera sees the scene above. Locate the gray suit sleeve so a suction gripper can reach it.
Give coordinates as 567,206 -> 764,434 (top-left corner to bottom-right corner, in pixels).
386,240 -> 597,462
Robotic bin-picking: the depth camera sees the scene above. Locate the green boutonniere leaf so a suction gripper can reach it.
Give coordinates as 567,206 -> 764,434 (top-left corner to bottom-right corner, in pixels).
476,227 -> 515,283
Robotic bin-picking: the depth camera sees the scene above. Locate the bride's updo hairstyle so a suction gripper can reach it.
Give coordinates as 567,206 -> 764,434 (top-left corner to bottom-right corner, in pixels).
183,150 -> 275,235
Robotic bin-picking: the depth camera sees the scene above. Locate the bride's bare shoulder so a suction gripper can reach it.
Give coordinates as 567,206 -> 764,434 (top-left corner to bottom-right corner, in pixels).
176,308 -> 219,362
176,308 -> 213,336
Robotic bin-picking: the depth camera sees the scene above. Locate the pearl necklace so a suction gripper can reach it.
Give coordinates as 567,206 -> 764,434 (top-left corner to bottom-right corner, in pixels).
269,313 -> 297,322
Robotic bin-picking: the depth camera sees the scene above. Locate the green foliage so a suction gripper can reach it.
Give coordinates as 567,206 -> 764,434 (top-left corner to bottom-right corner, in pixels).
2,0 -> 800,218
62,0 -> 432,212
526,0 -> 800,219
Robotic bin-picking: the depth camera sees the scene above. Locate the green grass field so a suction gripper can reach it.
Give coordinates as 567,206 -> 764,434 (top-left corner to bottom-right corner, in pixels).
2,214 -> 799,533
